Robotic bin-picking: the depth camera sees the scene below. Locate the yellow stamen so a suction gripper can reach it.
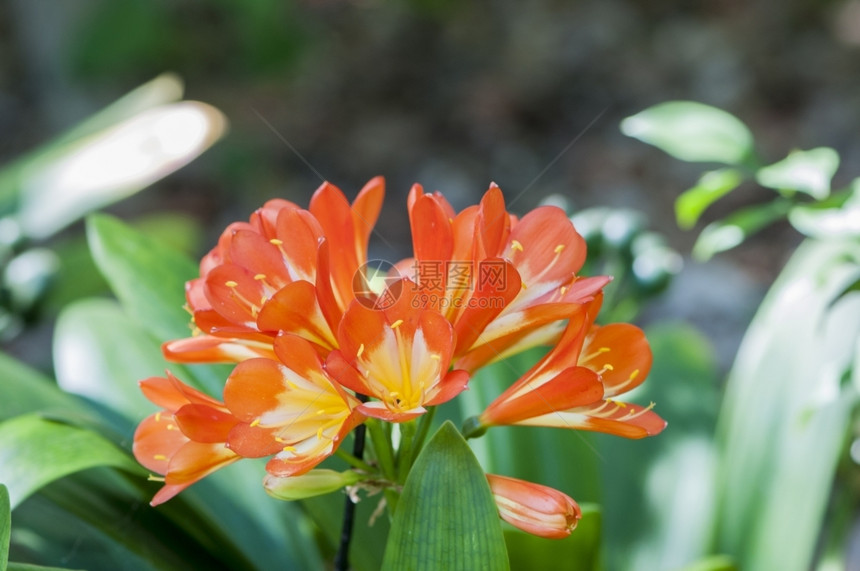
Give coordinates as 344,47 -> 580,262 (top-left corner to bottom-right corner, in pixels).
283,445 -> 297,453
155,412 -> 162,422
430,354 -> 441,360
147,475 -> 166,482
357,343 -> 365,358
603,363 -> 614,371
225,280 -> 238,288
254,273 -> 267,280
390,319 -> 404,329
274,437 -> 286,443
630,369 -> 640,380
554,244 -> 565,253
270,238 -> 283,246
153,454 -> 168,461
511,239 -> 524,252
166,424 -> 177,431
560,286 -> 568,296
250,418 -> 261,427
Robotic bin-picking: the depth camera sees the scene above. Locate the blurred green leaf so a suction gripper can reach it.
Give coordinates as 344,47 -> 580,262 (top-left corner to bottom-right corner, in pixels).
676,168 -> 744,229
692,198 -> 792,260
1,484 -> 9,571
678,554 -> 737,571
0,352 -> 92,423
755,147 -> 839,200
86,214 -> 226,393
0,74 -> 182,217
0,414 -> 142,508
599,324 -> 720,570
504,505 -> 600,571
789,178 -> 860,239
620,102 -> 755,165
713,238 -> 860,569
381,421 -> 509,571
18,102 -> 225,239
8,563 -> 84,571
53,299 -> 165,425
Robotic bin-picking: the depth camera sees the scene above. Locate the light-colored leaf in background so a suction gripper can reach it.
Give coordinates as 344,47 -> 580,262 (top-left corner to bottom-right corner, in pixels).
692,199 -> 791,260
788,177 -> 860,239
755,147 -> 839,200
713,238 -> 860,569
675,168 -> 743,229
18,101 -> 226,239
620,101 -> 755,165
1,484 -> 9,571
53,299 -> 164,423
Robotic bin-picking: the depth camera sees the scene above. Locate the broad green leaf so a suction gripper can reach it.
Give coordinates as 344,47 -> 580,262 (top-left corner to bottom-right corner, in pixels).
1,484 -> 9,571
620,102 -> 755,165
0,414 -> 142,508
675,168 -> 743,229
0,352 -> 92,423
8,564 -> 84,571
381,421 -> 509,571
755,147 -> 839,200
54,299 -> 158,423
86,214 -> 227,393
713,238 -> 860,569
678,555 -> 737,571
692,198 -> 791,260
504,505 -> 600,571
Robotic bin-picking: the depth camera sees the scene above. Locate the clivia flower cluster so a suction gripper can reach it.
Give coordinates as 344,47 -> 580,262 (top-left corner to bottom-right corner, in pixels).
133,177 -> 666,539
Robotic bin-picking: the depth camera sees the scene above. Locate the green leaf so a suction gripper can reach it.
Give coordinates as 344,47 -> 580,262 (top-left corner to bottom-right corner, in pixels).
692,199 -> 791,260
675,168 -> 743,229
713,238 -> 860,569
0,414 -> 142,508
620,101 -> 755,165
86,214 -> 227,393
8,563 -> 85,571
53,299 -> 160,423
788,178 -> 860,238
755,147 -> 839,200
678,555 -> 737,571
0,352 -> 93,423
504,505 -> 600,571
1,484 -> 9,571
381,421 -> 509,571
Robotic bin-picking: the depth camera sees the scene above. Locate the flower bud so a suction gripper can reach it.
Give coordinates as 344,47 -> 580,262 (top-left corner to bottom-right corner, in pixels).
487,474 -> 581,539
264,469 -> 363,501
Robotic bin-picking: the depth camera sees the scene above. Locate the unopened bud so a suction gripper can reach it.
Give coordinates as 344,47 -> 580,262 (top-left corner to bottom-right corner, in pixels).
487,474 -> 581,539
264,469 -> 363,501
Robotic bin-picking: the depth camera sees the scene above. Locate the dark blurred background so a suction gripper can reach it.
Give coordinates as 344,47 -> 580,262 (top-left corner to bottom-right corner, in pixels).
3,0 -> 860,371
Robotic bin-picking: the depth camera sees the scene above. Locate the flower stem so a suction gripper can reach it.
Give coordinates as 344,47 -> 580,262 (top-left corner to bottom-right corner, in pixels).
334,403 -> 368,571
334,448 -> 376,473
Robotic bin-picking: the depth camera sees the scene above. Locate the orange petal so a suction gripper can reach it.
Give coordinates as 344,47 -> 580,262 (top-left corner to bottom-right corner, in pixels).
162,336 -> 276,363
174,403 -> 240,443
256,280 -> 336,349
133,411 -> 187,474
222,358 -> 288,422
481,367 -> 602,427
227,422 -> 284,458
424,369 -> 470,407
582,323 -> 652,397
411,194 -> 454,269
352,176 -> 385,254
154,442 -> 239,505
476,185 -> 510,258
508,206 -> 587,284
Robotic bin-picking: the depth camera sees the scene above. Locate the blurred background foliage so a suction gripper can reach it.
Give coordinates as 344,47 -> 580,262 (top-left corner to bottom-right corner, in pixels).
1,0 -> 860,569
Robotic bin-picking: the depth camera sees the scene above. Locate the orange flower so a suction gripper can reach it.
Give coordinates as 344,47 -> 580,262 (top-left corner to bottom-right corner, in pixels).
487,474 -> 581,539
133,372 -> 241,506
326,284 -> 470,422
404,183 -> 609,372
164,178 -> 384,364
475,295 -> 666,439
223,333 -> 365,476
